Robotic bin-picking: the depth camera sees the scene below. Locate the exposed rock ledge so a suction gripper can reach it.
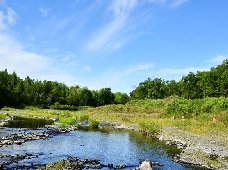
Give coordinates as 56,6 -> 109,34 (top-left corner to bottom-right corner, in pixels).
156,126 -> 228,170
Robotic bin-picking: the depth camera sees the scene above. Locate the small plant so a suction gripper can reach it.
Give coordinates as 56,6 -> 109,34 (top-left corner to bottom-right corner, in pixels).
58,117 -> 76,125
0,113 -> 6,120
1,107 -> 15,111
50,104 -> 78,111
79,114 -> 89,121
139,123 -> 160,134
90,120 -> 99,129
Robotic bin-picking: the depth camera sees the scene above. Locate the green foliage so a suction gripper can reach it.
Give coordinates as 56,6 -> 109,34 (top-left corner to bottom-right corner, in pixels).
90,120 -> 99,129
50,103 -> 78,111
78,106 -> 91,111
0,113 -> 6,120
114,92 -> 129,104
0,59 -> 227,110
0,70 -> 115,108
130,59 -> 228,100
130,78 -> 167,100
79,114 -> 89,121
97,88 -> 115,106
165,97 -> 228,117
58,117 -> 76,125
139,123 -> 160,134
1,107 -> 16,111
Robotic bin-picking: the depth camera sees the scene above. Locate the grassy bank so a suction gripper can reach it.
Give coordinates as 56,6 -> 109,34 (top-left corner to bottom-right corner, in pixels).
0,113 -> 6,120
0,97 -> 227,143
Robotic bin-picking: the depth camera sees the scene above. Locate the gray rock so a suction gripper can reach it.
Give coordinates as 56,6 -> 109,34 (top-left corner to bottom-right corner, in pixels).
136,160 -> 152,170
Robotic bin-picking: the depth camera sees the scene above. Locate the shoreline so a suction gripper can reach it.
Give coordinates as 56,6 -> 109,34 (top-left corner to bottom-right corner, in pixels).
1,114 -> 228,169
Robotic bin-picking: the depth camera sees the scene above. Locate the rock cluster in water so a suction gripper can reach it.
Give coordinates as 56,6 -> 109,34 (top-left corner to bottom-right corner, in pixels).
46,157 -> 102,169
0,132 -> 49,147
0,128 -> 68,148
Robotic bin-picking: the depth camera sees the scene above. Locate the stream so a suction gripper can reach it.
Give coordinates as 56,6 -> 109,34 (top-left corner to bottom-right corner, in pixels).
0,117 -> 205,169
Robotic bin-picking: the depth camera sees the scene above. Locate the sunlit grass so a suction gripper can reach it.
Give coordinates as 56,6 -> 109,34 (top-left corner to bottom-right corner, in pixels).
0,97 -> 227,144
0,113 -> 6,120
58,117 -> 77,125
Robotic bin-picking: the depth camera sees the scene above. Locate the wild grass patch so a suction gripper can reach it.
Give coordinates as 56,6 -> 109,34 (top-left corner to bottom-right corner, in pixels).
58,117 -> 76,125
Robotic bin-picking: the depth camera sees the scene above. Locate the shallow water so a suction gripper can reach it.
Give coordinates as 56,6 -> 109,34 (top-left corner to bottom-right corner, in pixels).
0,127 -> 203,170
6,116 -> 53,128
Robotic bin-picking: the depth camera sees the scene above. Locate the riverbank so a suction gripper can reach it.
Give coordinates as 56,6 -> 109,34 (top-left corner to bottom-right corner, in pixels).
0,104 -> 227,169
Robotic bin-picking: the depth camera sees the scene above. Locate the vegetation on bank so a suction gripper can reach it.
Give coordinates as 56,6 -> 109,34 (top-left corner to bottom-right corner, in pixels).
1,96 -> 227,143
0,60 -> 227,143
0,113 -> 6,120
0,60 -> 227,109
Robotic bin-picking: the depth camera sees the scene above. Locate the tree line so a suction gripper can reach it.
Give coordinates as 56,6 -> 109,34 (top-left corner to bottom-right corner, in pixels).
130,59 -> 228,99
0,59 -> 227,108
0,71 -> 129,108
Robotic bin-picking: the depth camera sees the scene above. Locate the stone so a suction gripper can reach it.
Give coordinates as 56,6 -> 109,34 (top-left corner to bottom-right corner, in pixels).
137,160 -> 152,170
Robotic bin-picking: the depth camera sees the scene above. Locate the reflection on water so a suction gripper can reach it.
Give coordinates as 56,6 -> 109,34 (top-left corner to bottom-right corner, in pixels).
7,116 -> 53,128
0,127 -> 203,170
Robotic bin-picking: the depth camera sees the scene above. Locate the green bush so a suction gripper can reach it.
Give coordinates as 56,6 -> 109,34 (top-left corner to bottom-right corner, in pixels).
1,107 -> 15,111
78,106 -> 91,111
0,113 -> 6,120
165,97 -> 228,117
139,123 -> 160,134
90,120 -> 99,129
79,114 -> 89,121
58,117 -> 76,125
50,104 -> 78,111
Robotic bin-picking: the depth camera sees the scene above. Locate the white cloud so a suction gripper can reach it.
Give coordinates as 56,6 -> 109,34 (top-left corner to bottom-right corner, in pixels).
158,67 -> 210,77
6,7 -> 17,24
0,34 -> 48,77
85,0 -> 138,51
170,0 -> 189,8
85,0 -> 190,52
126,63 -> 155,74
39,7 -> 51,17
208,56 -> 227,64
0,5 -> 17,31
148,0 -> 167,4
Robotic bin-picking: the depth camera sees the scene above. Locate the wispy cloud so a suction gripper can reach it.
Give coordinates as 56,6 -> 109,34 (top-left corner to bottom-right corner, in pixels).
39,7 -> 51,17
158,67 -> 210,78
126,63 -> 155,74
0,34 -> 48,77
85,0 -> 138,51
0,4 -> 17,31
208,56 -> 227,64
85,0 -> 190,52
170,0 -> 189,8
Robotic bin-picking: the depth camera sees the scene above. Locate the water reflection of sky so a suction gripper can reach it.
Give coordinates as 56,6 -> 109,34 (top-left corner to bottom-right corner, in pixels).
0,129 -> 197,170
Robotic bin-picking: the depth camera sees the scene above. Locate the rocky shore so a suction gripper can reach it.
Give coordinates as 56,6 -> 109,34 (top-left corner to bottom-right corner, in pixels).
93,121 -> 228,170
1,114 -> 228,169
156,126 -> 228,170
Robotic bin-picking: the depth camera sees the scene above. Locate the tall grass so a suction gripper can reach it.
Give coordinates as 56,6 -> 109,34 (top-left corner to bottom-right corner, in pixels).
0,113 -> 6,120
57,117 -> 77,125
165,97 -> 228,117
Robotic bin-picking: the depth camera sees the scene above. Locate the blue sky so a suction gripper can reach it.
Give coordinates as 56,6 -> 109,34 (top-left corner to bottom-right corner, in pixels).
0,0 -> 227,93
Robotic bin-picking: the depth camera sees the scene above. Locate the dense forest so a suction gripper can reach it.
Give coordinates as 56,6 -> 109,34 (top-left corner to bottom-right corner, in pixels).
0,60 -> 227,109
130,59 -> 228,99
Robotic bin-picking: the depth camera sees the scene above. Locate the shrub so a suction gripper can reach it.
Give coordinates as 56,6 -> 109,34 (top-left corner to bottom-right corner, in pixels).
58,117 -> 76,125
1,107 -> 15,111
0,113 -> 6,120
79,114 -> 89,121
50,103 -> 78,111
139,123 -> 160,134
90,120 -> 99,129
165,97 -> 228,117
78,106 -> 91,111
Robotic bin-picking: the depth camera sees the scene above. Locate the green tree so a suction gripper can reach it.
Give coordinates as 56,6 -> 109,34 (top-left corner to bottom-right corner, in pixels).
97,88 -> 114,106
114,92 -> 129,104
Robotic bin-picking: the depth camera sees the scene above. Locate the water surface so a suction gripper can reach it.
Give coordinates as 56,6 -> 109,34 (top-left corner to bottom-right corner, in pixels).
0,127 -> 202,170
